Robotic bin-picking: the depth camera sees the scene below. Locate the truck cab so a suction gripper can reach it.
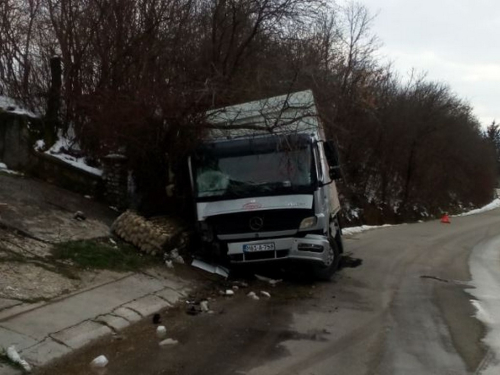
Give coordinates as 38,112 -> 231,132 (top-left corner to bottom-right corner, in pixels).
188,90 -> 343,279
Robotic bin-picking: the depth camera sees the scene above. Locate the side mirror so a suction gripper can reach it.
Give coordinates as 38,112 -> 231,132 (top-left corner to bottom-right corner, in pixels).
324,140 -> 342,180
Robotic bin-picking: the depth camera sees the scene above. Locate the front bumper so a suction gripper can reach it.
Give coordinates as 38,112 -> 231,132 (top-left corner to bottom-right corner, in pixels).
227,234 -> 330,265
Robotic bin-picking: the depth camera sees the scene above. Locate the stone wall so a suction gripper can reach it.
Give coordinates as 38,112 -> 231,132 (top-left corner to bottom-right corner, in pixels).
102,154 -> 129,209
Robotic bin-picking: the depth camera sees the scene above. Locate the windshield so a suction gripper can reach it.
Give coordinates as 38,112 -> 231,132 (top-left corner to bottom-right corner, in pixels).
193,138 -> 315,199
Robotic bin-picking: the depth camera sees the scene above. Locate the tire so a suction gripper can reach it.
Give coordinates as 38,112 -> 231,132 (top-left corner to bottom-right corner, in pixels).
312,237 -> 341,281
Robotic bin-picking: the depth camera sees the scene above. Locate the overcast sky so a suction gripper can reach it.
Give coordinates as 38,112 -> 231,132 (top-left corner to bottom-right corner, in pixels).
364,0 -> 499,128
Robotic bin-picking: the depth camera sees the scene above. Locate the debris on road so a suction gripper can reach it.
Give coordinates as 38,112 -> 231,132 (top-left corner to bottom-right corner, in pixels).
165,260 -> 174,269
159,338 -> 179,346
165,248 -> 185,264
260,291 -> 271,298
255,274 -> 282,286
7,346 -> 32,373
233,281 -> 249,288
200,300 -> 210,312
225,289 -> 234,296
90,355 -> 109,368
73,211 -> 86,221
232,285 -> 239,291
153,313 -> 161,324
186,304 -> 202,315
247,291 -> 260,300
191,259 -> 229,278
156,326 -> 167,338
112,210 -> 186,256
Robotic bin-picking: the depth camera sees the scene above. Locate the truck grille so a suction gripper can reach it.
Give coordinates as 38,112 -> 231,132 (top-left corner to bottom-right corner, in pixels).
207,209 -> 313,235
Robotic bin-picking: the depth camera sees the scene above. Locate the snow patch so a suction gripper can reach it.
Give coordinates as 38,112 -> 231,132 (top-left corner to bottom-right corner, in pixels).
0,162 -> 22,175
454,198 -> 500,217
342,224 -> 395,236
0,96 -> 38,117
34,139 -> 45,151
44,132 -> 103,176
469,236 -> 500,374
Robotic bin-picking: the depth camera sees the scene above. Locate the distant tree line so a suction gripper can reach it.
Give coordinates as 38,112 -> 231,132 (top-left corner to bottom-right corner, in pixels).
0,0 -> 497,220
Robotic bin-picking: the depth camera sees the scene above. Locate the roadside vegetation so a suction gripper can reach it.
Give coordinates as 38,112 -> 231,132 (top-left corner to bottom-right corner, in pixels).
0,0 -> 497,224
51,239 -> 155,272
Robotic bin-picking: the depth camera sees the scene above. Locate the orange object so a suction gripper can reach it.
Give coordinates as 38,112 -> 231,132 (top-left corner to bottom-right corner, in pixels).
441,214 -> 451,224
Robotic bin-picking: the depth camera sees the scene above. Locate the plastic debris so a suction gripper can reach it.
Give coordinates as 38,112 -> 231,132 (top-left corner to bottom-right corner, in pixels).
260,291 -> 271,298
156,326 -> 167,338
90,355 -> 109,368
165,260 -> 174,269
200,300 -> 210,312
7,346 -> 31,373
191,259 -> 229,278
255,274 -> 282,286
247,291 -> 260,300
159,338 -> 179,346
225,289 -> 234,296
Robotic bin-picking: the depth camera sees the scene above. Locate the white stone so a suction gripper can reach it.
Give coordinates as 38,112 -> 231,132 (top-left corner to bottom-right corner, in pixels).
90,355 -> 109,368
159,338 -> 178,346
156,326 -> 167,338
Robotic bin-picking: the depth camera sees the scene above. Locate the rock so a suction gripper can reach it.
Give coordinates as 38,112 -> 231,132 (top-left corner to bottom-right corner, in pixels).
159,338 -> 178,346
225,290 -> 234,296
247,291 -> 260,300
165,260 -> 174,269
260,291 -> 271,298
90,355 -> 109,368
156,326 -> 167,338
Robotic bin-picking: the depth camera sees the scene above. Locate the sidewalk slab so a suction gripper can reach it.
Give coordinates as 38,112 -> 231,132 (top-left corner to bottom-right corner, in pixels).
95,314 -> 130,331
113,307 -> 142,323
51,321 -> 112,350
122,295 -> 171,317
0,327 -> 37,351
20,338 -> 71,367
0,273 -> 169,340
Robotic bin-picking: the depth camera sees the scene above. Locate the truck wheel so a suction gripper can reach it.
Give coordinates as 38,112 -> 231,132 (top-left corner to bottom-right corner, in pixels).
312,238 -> 340,281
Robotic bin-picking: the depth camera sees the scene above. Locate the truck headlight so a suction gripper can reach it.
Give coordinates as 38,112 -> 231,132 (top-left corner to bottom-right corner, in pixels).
299,216 -> 317,229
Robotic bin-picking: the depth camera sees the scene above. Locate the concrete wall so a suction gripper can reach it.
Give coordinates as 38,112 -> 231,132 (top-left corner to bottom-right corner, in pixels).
0,114 -> 31,170
29,152 -> 104,197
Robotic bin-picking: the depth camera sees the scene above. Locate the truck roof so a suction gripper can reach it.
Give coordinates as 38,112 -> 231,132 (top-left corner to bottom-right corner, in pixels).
206,90 -> 321,140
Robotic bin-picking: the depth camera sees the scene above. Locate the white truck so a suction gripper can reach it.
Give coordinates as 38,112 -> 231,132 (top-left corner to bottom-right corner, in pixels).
188,90 -> 343,279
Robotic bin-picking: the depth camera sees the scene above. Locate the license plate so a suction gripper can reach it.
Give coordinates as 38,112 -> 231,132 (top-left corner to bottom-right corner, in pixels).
243,243 -> 275,252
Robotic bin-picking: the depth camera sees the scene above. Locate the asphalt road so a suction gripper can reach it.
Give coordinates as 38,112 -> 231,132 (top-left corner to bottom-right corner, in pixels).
36,208 -> 500,375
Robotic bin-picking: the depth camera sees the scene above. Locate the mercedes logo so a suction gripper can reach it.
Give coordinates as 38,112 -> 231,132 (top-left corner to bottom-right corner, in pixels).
249,216 -> 264,231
